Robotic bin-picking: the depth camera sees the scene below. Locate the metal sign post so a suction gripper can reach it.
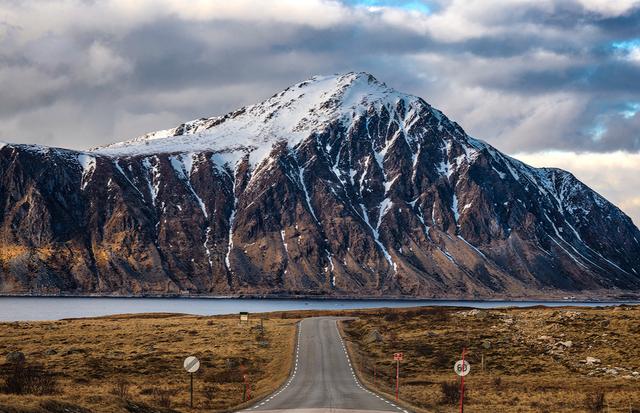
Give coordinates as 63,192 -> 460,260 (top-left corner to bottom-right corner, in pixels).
393,352 -> 403,401
183,356 -> 200,408
454,349 -> 470,413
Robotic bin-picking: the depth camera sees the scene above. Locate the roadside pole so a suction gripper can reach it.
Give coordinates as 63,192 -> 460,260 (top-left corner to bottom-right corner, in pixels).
453,349 -> 470,413
393,352 -> 403,401
460,348 -> 466,413
243,374 -> 247,401
183,356 -> 200,409
396,359 -> 399,401
243,374 -> 251,401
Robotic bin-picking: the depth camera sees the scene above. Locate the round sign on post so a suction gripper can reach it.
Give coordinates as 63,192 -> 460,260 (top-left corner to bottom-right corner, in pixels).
454,360 -> 470,377
184,356 -> 200,408
184,356 -> 200,373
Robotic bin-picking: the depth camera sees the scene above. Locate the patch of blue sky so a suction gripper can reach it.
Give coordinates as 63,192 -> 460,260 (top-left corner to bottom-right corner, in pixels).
621,102 -> 640,119
588,123 -> 606,142
611,38 -> 640,51
345,0 -> 431,14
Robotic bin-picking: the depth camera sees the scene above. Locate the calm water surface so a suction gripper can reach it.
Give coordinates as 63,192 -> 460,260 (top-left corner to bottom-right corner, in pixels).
0,297 -> 637,321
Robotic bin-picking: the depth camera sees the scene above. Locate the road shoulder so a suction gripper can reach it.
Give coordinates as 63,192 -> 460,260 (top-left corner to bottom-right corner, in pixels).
336,320 -> 423,413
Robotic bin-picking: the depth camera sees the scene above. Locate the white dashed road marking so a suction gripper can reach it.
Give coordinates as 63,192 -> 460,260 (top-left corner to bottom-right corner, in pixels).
241,319 -> 410,413
334,321 -> 409,413
242,321 -> 303,411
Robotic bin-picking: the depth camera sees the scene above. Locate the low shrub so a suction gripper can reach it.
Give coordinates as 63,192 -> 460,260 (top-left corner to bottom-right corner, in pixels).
439,380 -> 460,405
585,391 -> 606,413
383,312 -> 400,322
153,387 -> 174,408
493,376 -> 502,389
111,377 -> 130,399
1,362 -> 58,395
203,384 -> 217,407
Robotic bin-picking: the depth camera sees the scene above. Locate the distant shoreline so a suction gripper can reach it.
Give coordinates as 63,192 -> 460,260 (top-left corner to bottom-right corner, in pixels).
2,294 -> 639,322
1,292 -> 639,303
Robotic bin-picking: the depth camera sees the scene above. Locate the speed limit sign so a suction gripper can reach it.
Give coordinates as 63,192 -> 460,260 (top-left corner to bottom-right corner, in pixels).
454,359 -> 470,376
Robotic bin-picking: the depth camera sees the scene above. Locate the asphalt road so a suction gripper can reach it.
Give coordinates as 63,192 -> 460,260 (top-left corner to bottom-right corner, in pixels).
243,317 -> 407,413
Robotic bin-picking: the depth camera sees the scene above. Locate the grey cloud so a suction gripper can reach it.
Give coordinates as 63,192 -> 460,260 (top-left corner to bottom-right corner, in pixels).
594,112 -> 640,151
0,0 -> 639,155
0,0 -> 638,224
593,8 -> 640,36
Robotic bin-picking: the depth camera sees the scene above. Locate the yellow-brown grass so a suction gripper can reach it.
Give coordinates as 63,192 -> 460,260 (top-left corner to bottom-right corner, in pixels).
0,313 -> 298,412
341,305 -> 640,413
3,305 -> 639,412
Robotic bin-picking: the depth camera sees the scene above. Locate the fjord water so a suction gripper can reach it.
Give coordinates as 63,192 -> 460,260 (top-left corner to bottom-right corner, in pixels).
0,297 -> 637,321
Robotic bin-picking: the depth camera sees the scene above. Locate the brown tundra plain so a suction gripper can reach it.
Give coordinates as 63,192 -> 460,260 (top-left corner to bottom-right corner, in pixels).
1,306 -> 640,412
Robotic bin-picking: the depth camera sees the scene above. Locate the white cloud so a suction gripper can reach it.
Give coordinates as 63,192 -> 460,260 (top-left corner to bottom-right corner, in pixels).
160,0 -> 350,27
575,0 -> 640,17
0,0 -> 351,44
406,51 -> 587,152
626,45 -> 640,64
0,65 -> 70,114
80,42 -> 132,85
0,99 -> 117,149
513,151 -> 640,225
109,110 -> 183,146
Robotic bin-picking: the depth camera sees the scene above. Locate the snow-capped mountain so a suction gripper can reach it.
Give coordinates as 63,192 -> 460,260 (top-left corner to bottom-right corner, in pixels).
1,72 -> 639,298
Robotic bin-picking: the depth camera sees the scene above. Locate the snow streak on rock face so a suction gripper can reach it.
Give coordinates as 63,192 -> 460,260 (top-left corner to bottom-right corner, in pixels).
1,72 -> 639,298
76,154 -> 96,190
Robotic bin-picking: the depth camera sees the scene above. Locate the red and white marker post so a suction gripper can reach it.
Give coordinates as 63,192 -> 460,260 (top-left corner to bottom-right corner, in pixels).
243,374 -> 251,401
393,352 -> 403,401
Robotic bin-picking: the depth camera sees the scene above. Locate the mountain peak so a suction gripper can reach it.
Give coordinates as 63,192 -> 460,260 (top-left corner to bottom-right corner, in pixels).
291,71 -> 388,96
3,74 -> 640,299
301,72 -> 389,95
93,72 -> 431,163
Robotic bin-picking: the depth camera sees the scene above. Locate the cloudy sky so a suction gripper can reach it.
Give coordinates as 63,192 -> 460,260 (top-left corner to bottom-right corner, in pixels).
1,0 -> 639,224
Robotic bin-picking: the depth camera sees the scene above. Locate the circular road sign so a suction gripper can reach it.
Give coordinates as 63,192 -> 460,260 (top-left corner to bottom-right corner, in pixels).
184,356 -> 200,373
454,360 -> 470,377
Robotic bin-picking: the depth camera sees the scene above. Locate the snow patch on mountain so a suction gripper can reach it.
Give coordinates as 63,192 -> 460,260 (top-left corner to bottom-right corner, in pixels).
225,168 -> 238,273
452,193 -> 460,223
92,72 -> 432,169
77,154 -> 96,190
211,150 -> 246,172
142,156 -> 161,204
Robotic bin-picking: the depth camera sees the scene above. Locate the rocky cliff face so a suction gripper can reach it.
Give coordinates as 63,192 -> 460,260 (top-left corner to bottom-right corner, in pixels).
1,72 -> 639,298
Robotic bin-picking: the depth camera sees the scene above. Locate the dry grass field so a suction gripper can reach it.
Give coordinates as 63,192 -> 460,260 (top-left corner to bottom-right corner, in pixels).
2,305 -> 640,413
0,313 -> 298,412
341,305 -> 640,413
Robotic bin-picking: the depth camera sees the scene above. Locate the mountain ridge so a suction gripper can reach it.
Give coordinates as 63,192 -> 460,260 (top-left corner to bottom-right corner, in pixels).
93,72 -> 429,160
1,72 -> 639,298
